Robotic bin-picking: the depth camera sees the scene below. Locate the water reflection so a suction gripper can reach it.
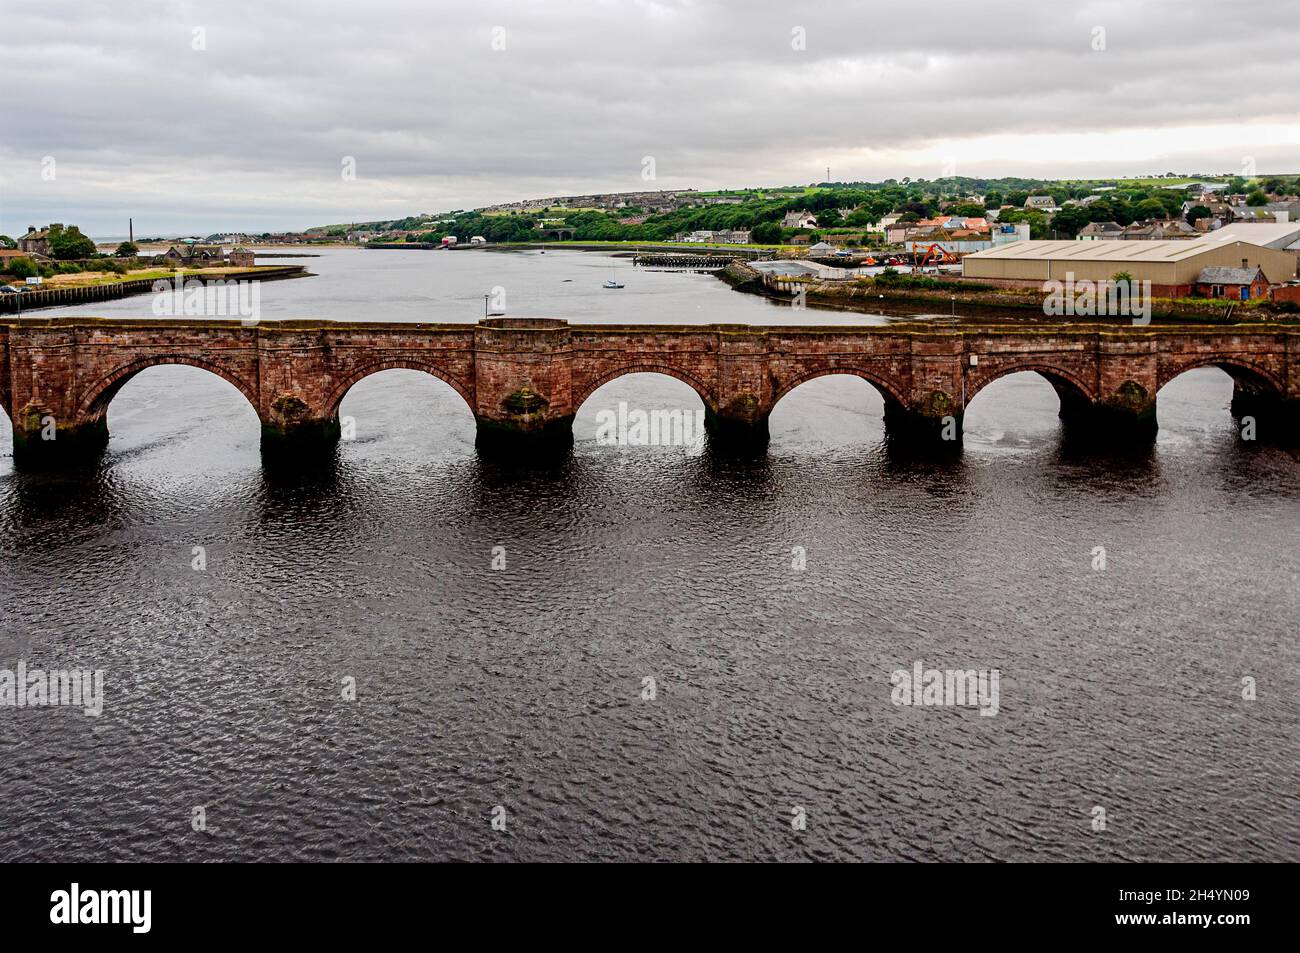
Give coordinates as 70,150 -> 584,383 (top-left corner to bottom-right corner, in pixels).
1,355 -> 1297,863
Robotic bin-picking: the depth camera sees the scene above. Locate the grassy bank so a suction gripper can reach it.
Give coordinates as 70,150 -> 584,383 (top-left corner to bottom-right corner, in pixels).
28,264 -> 303,290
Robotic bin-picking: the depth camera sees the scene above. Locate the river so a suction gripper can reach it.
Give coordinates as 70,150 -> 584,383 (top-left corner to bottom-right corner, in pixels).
1,248 -> 1296,861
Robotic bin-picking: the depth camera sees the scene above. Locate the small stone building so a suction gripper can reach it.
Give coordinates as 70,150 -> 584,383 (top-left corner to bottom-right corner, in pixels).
1196,266 -> 1268,301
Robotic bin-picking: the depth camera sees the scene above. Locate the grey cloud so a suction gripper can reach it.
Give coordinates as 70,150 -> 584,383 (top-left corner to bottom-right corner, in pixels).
1,0 -> 1296,235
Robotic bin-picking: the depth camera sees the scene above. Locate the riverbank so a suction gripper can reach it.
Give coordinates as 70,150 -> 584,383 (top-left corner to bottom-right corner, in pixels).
0,265 -> 309,314
717,261 -> 1300,324
366,240 -> 788,259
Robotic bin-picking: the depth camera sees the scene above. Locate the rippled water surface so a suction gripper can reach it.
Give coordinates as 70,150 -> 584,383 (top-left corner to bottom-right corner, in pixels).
2,251 -> 1297,861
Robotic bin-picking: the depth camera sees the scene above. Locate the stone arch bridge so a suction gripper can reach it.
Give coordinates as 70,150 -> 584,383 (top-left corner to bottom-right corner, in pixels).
2,316 -> 1296,465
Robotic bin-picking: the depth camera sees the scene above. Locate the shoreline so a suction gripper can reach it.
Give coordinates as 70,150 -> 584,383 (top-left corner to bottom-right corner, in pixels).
715,260 -> 1300,325
0,265 -> 309,314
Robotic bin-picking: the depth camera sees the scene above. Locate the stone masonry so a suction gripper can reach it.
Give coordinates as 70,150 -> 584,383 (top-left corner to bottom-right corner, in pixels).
2,316 -> 1296,465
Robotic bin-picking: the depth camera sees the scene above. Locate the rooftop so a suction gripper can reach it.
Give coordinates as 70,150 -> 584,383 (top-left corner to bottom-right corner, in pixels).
1198,266 -> 1260,284
1201,222 -> 1300,247
963,239 -> 1273,264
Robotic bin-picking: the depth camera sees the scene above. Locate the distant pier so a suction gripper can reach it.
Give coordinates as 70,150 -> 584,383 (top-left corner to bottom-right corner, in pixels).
632,252 -> 744,269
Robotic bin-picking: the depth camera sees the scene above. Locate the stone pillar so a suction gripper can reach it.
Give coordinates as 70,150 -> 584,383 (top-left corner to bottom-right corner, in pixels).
260,393 -> 340,458
883,392 -> 962,445
472,319 -> 574,450
708,326 -> 771,447
888,333 -> 963,446
1062,390 -> 1158,443
1089,335 -> 1159,443
11,404 -> 108,469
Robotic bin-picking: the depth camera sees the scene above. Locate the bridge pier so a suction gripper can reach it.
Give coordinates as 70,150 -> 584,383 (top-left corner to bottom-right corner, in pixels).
1231,387 -> 1299,443
883,401 -> 962,446
1057,381 -> 1158,445
704,389 -> 771,448
11,407 -> 108,470
474,412 -> 575,454
704,407 -> 770,448
260,419 -> 341,459
259,393 -> 341,461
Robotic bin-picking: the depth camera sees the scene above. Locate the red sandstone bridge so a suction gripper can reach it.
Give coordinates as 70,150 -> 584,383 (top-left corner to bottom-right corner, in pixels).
2,316 -> 1296,465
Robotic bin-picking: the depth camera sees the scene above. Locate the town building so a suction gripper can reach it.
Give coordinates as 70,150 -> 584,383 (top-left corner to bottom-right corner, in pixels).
1078,221 -> 1124,241
1264,201 -> 1300,223
961,239 -> 1297,296
1119,219 -> 1197,241
1023,195 -> 1060,213
1203,222 -> 1300,251
990,223 -> 1030,245
164,244 -> 222,264
1230,208 -> 1278,224
782,210 -> 818,229
682,229 -> 752,244
1195,266 -> 1268,301
18,225 -> 56,257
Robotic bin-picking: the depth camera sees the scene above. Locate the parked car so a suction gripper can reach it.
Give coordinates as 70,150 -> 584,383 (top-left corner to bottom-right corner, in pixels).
1,285 -> 24,294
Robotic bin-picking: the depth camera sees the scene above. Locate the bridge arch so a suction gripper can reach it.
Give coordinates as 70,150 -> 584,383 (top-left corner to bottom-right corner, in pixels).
964,363 -> 1096,408
770,367 -> 909,410
77,355 -> 260,419
573,364 -> 717,414
1157,357 -> 1285,396
325,360 -> 475,417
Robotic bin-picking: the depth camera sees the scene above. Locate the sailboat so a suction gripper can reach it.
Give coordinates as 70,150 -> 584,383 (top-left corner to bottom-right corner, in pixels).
603,261 -> 624,289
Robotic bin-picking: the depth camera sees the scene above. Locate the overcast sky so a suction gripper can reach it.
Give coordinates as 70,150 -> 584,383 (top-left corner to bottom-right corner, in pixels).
2,0 -> 1297,237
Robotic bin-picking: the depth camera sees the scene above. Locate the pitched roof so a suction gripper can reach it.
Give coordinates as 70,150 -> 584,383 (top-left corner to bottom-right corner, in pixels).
1197,266 -> 1260,284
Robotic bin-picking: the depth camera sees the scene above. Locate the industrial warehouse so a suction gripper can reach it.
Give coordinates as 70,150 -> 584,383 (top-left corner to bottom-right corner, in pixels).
961,238 -> 1298,298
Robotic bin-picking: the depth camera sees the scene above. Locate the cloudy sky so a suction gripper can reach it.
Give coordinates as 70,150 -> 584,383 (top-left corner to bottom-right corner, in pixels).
2,0 -> 1297,237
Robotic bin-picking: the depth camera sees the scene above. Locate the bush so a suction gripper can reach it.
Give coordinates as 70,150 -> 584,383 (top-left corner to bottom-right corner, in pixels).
7,257 -> 38,279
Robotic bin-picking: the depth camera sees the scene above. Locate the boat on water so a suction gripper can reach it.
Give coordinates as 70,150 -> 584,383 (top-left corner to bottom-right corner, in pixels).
603,279 -> 624,289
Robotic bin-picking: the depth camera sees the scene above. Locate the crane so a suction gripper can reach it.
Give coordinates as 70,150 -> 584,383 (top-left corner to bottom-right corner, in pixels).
911,242 -> 957,273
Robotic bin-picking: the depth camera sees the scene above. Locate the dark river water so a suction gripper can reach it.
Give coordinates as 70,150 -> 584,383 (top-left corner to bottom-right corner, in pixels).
2,249 -> 1297,862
